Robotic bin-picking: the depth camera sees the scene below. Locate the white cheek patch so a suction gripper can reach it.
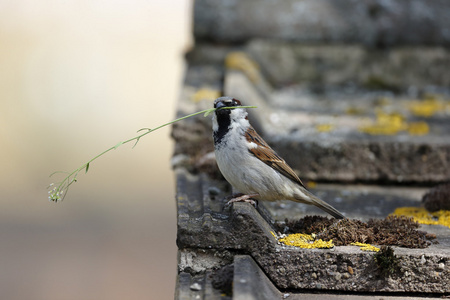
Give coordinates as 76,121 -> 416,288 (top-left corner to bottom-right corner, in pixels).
229,109 -> 248,124
237,116 -> 250,128
212,115 -> 219,132
228,110 -> 250,137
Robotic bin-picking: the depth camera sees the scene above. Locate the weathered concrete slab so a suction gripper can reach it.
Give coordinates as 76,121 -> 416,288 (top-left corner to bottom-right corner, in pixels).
186,42 -> 450,91
263,184 -> 427,221
247,41 -> 450,89
224,70 -> 450,183
174,168 -> 450,294
176,271 -> 230,300
194,0 -> 450,47
232,255 -> 446,300
178,4 -> 450,297
175,52 -> 450,184
232,255 -> 280,300
177,254 -> 447,299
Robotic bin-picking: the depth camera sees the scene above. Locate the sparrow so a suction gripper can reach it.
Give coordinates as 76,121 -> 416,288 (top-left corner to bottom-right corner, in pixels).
212,96 -> 345,219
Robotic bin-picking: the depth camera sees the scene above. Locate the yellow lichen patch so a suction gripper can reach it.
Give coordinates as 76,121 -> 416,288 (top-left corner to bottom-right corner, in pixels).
270,231 -> 277,238
278,233 -> 334,249
374,97 -> 392,107
191,88 -> 220,103
359,111 -> 408,135
306,181 -> 317,189
391,207 -> 450,229
345,107 -> 366,115
225,52 -> 260,83
408,98 -> 446,117
407,121 -> 429,135
316,124 -> 334,132
360,111 -> 430,136
350,242 -> 380,252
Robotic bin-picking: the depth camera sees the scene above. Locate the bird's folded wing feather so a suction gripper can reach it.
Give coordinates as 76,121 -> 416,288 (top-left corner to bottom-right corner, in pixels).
245,126 -> 306,189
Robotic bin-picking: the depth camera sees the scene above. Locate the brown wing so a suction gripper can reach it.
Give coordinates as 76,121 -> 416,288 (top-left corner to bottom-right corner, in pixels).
245,126 -> 306,188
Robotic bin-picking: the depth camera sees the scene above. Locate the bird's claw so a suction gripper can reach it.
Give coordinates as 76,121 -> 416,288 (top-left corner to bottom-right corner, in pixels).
224,193 -> 259,209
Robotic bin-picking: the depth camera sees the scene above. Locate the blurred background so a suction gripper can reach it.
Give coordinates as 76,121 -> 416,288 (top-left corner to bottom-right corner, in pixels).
0,0 -> 192,299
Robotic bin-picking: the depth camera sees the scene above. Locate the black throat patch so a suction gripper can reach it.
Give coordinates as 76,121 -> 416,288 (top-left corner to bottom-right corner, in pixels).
213,110 -> 231,146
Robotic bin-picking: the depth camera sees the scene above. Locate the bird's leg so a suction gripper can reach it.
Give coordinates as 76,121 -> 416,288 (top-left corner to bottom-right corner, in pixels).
224,193 -> 245,201
224,193 -> 260,208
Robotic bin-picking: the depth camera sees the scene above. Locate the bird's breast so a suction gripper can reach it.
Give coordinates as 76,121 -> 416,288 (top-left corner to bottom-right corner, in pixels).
214,138 -> 293,200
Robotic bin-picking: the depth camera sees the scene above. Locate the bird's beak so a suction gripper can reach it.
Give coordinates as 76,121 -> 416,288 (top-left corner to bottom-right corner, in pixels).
215,101 -> 226,109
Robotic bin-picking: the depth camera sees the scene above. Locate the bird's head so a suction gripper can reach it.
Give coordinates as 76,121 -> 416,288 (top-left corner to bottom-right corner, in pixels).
213,96 -> 247,123
212,97 -> 249,144
214,97 -> 242,111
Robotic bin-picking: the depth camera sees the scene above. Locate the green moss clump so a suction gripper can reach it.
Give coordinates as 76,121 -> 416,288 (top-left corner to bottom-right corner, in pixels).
374,246 -> 399,276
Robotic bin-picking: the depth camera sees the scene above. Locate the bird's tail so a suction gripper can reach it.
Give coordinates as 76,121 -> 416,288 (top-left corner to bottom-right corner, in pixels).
294,190 -> 345,219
